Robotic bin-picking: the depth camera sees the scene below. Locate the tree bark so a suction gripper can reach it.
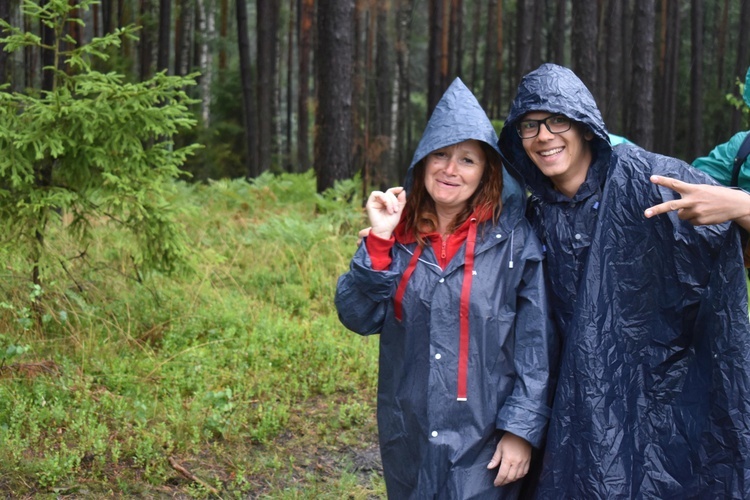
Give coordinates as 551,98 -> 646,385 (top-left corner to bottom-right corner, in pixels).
315,0 -> 354,192
257,0 -> 280,174
571,0 -> 597,100
297,0 -> 314,173
157,0 -> 171,73
603,0 -> 624,133
689,0 -> 703,159
139,0 -> 154,80
629,0 -> 655,149
481,0 -> 496,112
427,0 -> 445,115
236,0 -> 258,178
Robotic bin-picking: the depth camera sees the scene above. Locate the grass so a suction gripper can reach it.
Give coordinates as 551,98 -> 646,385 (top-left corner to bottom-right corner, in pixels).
0,172 -> 386,498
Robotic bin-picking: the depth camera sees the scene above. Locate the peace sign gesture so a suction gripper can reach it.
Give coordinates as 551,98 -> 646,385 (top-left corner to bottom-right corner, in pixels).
644,175 -> 750,231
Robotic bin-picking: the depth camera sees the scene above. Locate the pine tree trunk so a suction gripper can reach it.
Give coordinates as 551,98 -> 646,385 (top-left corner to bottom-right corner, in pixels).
157,0 -> 171,73
236,0 -> 258,178
689,0 -> 704,158
297,0 -> 314,172
315,0 -> 354,193
629,0 -> 655,149
257,0 -> 280,174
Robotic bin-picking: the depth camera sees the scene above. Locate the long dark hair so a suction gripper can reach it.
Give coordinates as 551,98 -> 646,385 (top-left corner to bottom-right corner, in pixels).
401,142 -> 504,245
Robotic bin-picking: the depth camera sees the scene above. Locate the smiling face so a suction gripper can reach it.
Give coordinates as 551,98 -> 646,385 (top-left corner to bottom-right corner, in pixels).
423,140 -> 486,217
520,111 -> 594,198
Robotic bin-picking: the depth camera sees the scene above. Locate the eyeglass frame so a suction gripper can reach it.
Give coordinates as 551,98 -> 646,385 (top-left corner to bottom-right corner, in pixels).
516,114 -> 573,139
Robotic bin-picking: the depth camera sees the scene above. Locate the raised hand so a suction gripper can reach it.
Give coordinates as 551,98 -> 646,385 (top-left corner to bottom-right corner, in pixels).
366,187 -> 407,240
644,175 -> 750,231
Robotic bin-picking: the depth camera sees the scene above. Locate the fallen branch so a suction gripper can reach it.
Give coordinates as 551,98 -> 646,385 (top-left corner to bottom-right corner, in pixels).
168,456 -> 219,496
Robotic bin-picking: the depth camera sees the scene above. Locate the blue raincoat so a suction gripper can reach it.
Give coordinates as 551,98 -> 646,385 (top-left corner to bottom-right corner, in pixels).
499,63 -> 750,499
336,79 -> 557,499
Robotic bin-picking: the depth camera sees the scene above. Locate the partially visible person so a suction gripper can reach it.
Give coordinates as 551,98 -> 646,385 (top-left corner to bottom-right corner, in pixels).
691,66 -> 750,189
498,63 -> 750,499
644,66 -> 750,261
335,78 -> 556,498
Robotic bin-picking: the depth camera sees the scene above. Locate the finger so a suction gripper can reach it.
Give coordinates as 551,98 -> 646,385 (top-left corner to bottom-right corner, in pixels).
649,175 -> 694,194
644,200 -> 684,218
487,447 -> 502,469
494,462 -> 512,487
358,227 -> 372,238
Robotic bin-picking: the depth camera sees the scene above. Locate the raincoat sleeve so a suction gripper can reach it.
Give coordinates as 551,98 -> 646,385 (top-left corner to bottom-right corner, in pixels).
335,239 -> 401,335
691,131 -> 749,187
495,231 -> 557,448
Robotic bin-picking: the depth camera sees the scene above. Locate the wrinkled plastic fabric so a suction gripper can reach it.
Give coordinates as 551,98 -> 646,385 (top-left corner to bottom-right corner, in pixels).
335,78 -> 557,499
499,63 -> 750,499
692,67 -> 750,190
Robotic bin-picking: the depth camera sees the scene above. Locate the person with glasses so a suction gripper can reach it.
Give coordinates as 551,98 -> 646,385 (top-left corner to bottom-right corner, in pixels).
498,63 -> 750,499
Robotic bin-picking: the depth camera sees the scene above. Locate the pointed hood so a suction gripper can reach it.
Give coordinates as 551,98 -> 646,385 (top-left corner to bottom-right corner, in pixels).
499,63 -> 611,198
405,77 -> 524,213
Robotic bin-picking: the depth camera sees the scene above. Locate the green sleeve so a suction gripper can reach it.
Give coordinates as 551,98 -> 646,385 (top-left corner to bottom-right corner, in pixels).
692,132 -> 750,189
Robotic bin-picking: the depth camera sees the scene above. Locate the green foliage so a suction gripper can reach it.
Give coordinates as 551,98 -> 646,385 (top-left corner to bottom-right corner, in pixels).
0,0 -> 201,285
725,76 -> 750,128
0,172 -> 382,496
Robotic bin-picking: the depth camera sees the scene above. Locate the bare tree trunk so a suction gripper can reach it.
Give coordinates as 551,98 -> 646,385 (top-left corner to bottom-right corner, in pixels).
481,0 -> 497,112
285,0 -> 295,172
448,0 -> 462,78
198,0 -> 213,125
716,0 -> 729,87
297,0 -> 314,172
157,0 -> 171,73
173,0 -> 187,76
102,0 -> 113,35
603,0 -> 623,133
393,0 -> 414,183
516,0 -> 535,81
139,0 -> 154,80
688,0 -> 703,159
571,0 -> 597,99
219,0 -> 229,72
427,0 -> 445,115
257,0 -> 280,174
315,0 -> 354,193
375,1 -> 394,185
551,0 -> 566,65
655,0 -> 680,155
469,0 -> 481,88
492,0 -> 502,119
236,0 -> 258,178
629,0 -> 655,149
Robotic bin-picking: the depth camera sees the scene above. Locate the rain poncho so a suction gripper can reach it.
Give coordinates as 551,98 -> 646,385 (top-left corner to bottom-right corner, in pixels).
335,78 -> 557,499
499,63 -> 750,499
692,66 -> 750,189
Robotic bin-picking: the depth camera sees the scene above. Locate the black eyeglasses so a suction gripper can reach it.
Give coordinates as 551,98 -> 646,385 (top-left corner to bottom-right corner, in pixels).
516,114 -> 572,139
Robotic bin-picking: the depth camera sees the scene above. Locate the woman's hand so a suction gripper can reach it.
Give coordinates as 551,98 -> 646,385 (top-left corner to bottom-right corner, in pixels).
366,187 -> 407,239
488,432 -> 531,487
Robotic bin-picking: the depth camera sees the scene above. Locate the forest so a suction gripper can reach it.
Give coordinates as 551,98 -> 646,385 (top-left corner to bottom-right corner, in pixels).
1,0 -> 748,192
0,0 -> 749,496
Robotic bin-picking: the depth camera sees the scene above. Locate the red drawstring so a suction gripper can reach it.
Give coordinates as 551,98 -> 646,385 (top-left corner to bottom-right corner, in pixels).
457,218 -> 477,401
393,218 -> 477,401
